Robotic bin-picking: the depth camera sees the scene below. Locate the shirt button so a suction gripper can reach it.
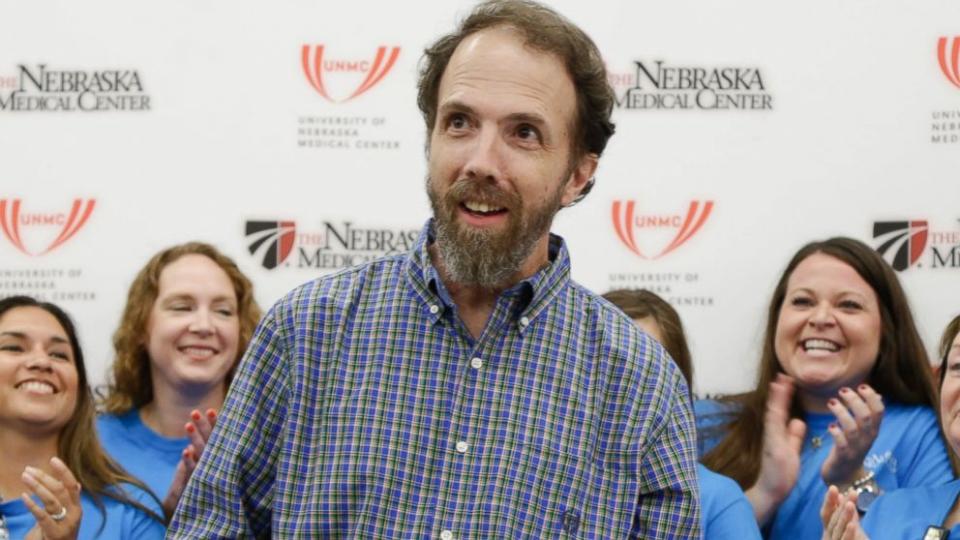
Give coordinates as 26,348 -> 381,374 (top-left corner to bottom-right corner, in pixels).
455,441 -> 469,453
429,304 -> 440,314
440,530 -> 454,540
470,357 -> 483,369
519,316 -> 530,327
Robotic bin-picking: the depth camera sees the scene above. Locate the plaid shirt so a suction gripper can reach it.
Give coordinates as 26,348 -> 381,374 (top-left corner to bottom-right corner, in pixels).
169,221 -> 700,539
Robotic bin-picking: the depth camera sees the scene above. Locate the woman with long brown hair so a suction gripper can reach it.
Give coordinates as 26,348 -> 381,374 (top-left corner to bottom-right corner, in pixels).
97,242 -> 261,518
0,295 -> 163,538
697,237 -> 953,538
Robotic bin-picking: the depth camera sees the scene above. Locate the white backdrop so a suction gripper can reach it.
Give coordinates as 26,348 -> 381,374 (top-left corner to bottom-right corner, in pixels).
1,0 -> 958,396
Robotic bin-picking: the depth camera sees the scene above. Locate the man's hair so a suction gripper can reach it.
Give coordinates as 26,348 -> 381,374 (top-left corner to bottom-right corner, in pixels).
417,0 -> 616,203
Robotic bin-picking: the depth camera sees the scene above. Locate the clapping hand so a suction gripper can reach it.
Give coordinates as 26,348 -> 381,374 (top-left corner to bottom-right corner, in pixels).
820,485 -> 869,540
21,457 -> 82,540
746,373 -> 807,525
821,384 -> 884,486
162,408 -> 218,519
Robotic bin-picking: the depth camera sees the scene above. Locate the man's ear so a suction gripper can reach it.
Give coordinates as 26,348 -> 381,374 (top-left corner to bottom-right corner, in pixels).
561,153 -> 599,207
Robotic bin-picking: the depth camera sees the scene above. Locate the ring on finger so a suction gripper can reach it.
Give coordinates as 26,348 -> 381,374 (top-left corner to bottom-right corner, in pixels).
49,506 -> 67,522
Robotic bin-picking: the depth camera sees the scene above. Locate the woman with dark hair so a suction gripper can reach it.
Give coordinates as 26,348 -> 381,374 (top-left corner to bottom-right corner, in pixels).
821,314 -> 960,539
0,295 -> 164,538
697,237 -> 953,538
97,242 -> 262,517
603,288 -> 761,540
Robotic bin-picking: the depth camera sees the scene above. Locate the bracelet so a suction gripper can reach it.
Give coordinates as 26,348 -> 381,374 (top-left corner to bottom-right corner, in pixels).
849,470 -> 876,490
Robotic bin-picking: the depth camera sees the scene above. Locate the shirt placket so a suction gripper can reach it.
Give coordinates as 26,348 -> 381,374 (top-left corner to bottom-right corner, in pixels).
432,297 -> 515,540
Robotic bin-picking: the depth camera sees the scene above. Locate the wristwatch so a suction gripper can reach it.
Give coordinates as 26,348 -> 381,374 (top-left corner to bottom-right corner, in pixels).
847,470 -> 880,514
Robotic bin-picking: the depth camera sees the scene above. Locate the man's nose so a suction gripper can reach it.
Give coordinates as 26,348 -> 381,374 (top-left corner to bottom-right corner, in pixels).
462,128 -> 503,183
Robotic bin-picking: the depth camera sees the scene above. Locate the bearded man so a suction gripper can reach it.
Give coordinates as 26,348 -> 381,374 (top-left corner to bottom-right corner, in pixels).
169,1 -> 700,537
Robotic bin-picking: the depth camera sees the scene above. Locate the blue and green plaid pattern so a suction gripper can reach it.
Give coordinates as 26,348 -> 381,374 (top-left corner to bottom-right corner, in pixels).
169,221 -> 700,539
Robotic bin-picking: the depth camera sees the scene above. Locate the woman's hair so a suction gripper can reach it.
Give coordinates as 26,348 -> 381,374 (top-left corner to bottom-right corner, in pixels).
101,242 -> 262,413
0,296 -> 163,526
701,237 -> 941,488
602,288 -> 693,389
939,314 -> 960,388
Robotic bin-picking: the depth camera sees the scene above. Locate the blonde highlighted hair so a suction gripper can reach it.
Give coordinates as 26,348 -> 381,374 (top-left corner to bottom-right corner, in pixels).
101,242 -> 262,414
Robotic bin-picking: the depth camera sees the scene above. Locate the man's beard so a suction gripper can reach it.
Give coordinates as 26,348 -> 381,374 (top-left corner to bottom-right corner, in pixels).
427,175 -> 566,289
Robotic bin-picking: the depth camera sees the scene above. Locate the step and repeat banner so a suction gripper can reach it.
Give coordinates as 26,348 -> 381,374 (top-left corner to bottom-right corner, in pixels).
1,1 -> 958,395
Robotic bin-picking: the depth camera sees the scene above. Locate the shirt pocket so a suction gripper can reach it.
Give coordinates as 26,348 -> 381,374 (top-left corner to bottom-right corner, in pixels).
517,442 -> 636,539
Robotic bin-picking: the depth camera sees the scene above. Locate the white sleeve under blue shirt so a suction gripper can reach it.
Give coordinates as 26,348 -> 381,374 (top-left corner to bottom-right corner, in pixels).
0,484 -> 165,539
695,399 -> 954,540
97,409 -> 189,501
698,464 -> 761,540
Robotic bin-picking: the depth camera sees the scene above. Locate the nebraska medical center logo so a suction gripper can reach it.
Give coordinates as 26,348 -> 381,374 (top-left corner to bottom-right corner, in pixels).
932,36 -> 960,144
301,45 -> 400,103
873,220 -> 960,271
0,64 -> 149,112
608,60 -> 772,111
298,44 -> 402,151
0,199 -> 96,256
245,219 -> 419,271
938,36 -> 960,90
612,199 -> 714,259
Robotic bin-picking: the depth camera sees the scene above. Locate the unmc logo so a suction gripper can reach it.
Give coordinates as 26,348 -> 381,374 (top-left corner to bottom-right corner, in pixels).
301,45 -> 400,103
873,221 -> 929,271
612,200 -> 713,259
0,198 -> 95,256
246,220 -> 296,270
938,36 -> 960,89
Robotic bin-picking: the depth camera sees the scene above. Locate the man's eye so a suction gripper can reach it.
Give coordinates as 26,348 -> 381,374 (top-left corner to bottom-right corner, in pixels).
516,124 -> 540,141
447,114 -> 469,130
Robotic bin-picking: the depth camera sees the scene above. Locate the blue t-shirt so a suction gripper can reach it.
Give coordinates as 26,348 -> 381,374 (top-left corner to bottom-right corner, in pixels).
699,463 -> 761,540
97,409 -> 188,501
695,399 -> 953,540
0,485 -> 165,539
860,479 -> 960,539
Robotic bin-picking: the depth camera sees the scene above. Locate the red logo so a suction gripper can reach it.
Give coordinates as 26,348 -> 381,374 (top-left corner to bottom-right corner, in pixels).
301,44 -> 400,102
0,198 -> 96,256
938,36 -> 960,89
612,199 -> 713,259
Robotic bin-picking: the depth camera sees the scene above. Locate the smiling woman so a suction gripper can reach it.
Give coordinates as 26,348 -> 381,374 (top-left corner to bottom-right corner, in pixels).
96,242 -> 262,520
695,237 -> 954,539
0,296 -> 164,539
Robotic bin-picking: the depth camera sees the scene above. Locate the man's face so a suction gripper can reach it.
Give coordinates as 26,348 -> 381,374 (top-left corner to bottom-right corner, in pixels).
426,26 -> 596,288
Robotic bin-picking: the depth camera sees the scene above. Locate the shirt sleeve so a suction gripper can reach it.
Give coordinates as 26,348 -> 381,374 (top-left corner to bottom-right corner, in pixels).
631,369 -> 702,538
168,304 -> 291,539
893,406 -> 954,488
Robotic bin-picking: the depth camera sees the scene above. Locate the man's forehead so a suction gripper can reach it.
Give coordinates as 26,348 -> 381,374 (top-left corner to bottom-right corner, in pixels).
437,26 -> 575,120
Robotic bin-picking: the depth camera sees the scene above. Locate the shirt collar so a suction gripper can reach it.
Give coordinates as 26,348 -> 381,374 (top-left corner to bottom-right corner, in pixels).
405,219 -> 571,329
